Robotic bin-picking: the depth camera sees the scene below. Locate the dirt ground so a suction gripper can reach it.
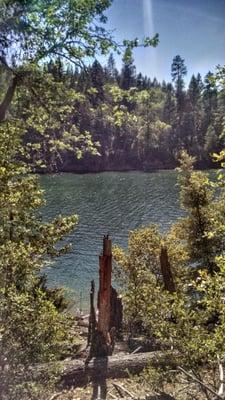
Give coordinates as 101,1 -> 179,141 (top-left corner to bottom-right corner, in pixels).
51,376 -> 209,400
52,378 -> 155,400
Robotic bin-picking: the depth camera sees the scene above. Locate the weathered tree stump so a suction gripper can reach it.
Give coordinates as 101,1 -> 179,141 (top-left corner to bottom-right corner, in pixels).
87,235 -> 123,363
87,280 -> 96,347
98,235 -> 112,339
160,246 -> 176,293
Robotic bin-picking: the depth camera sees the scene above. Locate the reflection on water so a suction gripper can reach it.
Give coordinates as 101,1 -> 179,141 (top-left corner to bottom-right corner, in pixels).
40,170 -> 183,310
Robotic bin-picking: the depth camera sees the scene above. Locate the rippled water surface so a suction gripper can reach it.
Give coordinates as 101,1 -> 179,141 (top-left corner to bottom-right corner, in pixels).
40,171 -> 183,309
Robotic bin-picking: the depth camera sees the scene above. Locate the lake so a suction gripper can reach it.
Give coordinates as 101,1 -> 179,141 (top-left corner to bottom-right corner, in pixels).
40,170 -> 183,311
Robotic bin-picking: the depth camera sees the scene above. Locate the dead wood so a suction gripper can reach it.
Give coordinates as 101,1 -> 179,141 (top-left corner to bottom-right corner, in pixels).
177,367 -> 224,400
33,351 -> 169,389
160,246 -> 176,293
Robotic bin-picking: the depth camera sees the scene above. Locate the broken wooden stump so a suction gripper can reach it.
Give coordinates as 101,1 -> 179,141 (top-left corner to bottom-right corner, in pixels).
98,235 -> 112,339
160,246 -> 176,293
86,235 -> 123,362
87,280 -> 96,346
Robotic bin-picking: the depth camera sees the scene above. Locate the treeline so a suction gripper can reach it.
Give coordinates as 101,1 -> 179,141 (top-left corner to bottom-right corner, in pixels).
39,54 -> 225,171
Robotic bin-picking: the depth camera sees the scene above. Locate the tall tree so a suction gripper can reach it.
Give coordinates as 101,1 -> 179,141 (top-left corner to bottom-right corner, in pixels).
136,72 -> 144,90
106,53 -> 118,82
120,52 -> 136,90
203,71 -> 218,127
188,74 -> 202,107
171,55 -> 187,108
163,83 -> 175,125
185,74 -> 204,153
171,55 -> 187,147
89,60 -> 105,106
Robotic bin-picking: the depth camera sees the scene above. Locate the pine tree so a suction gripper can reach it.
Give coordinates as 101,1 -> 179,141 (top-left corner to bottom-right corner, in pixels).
162,83 -> 175,125
184,74 -> 204,153
120,54 -> 136,90
136,72 -> 144,90
89,60 -> 105,106
203,71 -> 218,126
106,53 -> 118,82
171,55 -> 187,110
171,55 -> 187,147
177,151 -> 222,274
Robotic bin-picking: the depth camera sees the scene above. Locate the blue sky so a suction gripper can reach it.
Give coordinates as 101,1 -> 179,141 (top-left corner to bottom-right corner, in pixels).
103,0 -> 225,84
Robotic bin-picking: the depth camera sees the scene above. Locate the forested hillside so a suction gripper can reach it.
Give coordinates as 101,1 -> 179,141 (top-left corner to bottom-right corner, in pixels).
7,54 -> 223,172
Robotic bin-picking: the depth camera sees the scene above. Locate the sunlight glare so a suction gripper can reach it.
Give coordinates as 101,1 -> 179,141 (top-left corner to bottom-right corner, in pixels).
142,0 -> 158,77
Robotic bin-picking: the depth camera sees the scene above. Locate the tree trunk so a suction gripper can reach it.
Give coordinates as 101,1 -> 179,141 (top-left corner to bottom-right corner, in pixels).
160,246 -> 176,293
98,235 -> 112,339
87,280 -> 96,346
0,76 -> 18,122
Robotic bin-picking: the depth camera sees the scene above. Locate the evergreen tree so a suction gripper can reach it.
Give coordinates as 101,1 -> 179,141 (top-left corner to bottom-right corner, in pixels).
171,55 -> 187,100
171,55 -> 187,112
151,77 -> 160,88
90,60 -> 105,105
106,53 -> 118,82
136,72 -> 144,90
162,83 -> 175,125
188,74 -> 202,107
171,55 -> 187,147
177,151 -> 220,274
120,54 -> 136,90
203,71 -> 218,127
184,74 -> 204,153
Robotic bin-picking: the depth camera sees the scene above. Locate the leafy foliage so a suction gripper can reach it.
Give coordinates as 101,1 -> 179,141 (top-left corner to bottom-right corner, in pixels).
0,118 -> 79,399
114,151 -> 225,398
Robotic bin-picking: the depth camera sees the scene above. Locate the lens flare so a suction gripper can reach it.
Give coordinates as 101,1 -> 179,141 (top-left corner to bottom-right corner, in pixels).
142,0 -> 157,77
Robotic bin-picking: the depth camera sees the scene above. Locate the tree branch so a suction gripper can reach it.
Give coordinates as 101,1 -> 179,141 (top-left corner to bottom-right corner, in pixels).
113,383 -> 136,399
177,367 -> 224,400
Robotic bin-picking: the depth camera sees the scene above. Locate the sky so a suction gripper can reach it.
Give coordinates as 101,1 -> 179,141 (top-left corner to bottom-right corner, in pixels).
103,0 -> 225,85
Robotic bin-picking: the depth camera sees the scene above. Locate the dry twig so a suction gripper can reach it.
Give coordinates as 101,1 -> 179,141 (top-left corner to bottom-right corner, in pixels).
113,383 -> 136,399
48,393 -> 62,400
177,367 -> 224,400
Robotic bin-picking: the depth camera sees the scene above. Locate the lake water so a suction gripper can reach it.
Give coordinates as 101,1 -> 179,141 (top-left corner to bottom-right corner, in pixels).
40,170 -> 183,311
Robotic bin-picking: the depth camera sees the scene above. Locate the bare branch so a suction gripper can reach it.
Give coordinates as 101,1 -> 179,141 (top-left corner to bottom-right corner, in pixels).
48,393 -> 61,400
177,367 -> 224,400
113,383 -> 136,399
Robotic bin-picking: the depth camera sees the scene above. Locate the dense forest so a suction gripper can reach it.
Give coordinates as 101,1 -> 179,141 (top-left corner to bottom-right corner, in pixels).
1,50 -> 225,173
10,54 -> 225,172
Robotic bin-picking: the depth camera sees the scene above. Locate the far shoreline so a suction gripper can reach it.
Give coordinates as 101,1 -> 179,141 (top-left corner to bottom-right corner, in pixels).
37,164 -> 219,175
